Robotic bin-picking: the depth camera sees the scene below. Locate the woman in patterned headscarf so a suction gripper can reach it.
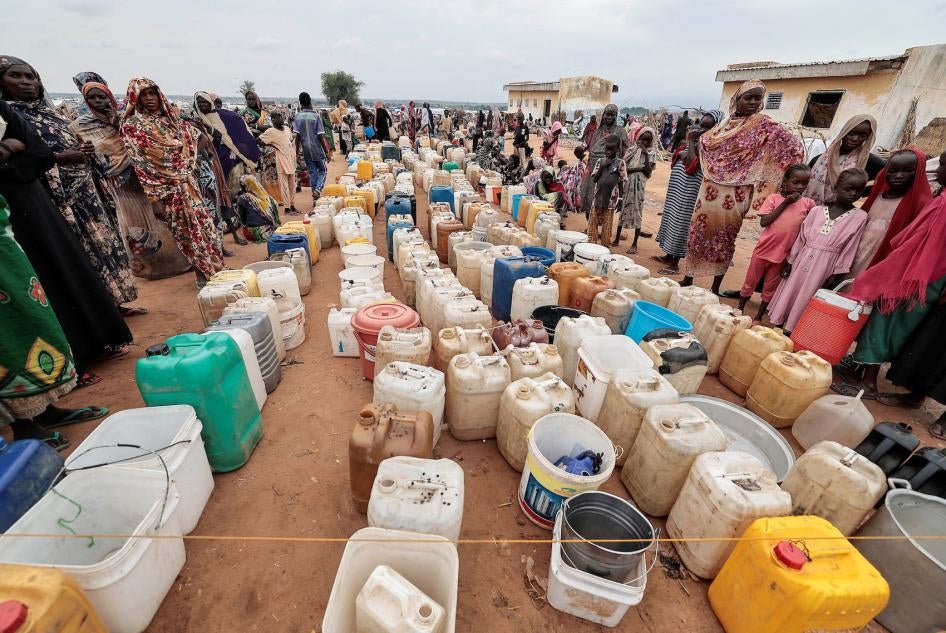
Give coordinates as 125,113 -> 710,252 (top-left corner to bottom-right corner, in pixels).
616,125 -> 658,252
119,77 -> 224,284
0,55 -> 139,309
681,80 -> 804,294
579,104 -> 629,219
805,114 -> 884,205
192,90 -> 260,200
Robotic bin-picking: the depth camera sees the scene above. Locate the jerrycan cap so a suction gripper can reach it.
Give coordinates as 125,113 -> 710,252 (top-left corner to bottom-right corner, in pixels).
146,343 -> 170,357
0,600 -> 28,633
773,541 -> 807,570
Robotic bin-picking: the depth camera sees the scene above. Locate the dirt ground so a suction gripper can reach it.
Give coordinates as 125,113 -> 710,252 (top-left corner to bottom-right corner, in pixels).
38,136 -> 940,632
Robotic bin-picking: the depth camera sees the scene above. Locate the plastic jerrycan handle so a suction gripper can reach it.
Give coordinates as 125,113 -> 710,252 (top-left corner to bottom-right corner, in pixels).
661,417 -> 707,432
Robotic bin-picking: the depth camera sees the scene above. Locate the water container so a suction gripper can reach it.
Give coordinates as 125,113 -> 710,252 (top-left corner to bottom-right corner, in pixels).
328,307 -> 360,357
367,457 -> 464,541
446,230 -> 474,271
554,315 -> 611,387
374,326 -> 432,377
492,319 -> 549,350
473,206 -> 500,230
781,441 -> 887,535
197,283 -> 248,327
136,334 -> 263,472
534,216 -> 559,246
510,229 -> 541,248
574,335 -> 654,423
597,369 -> 679,466
553,230 -> 588,262
341,242 -> 377,268
608,262 -> 649,292
496,374 -> 576,472
692,304 -> 752,374
387,216 -> 415,261
353,303 -> 422,381
337,215 -> 373,245
385,195 -> 413,223
269,247 -> 311,295
208,268 -> 259,297
257,267 -> 302,312
355,564 -> 446,633
442,298 -> 492,331
416,276 -> 459,328
208,311 -> 281,394
357,160 -> 373,181
199,326 -> 266,408
0,437 -> 63,532
501,185 -> 526,214
792,391 -> 874,450
267,232 -> 310,265
480,249 -> 521,309
426,288 -> 474,337
225,296 -> 285,362
435,326 -> 493,370
512,193 -> 537,221
429,185 -> 455,215
511,276 -> 559,322
524,201 -> 554,234
352,188 -> 376,218
506,343 -> 563,381
446,353 -> 511,441
708,516 -> 889,633
373,362 -> 447,447
624,301 -> 692,343
0,564 -> 107,632
567,275 -> 613,313
349,404 -> 434,513
342,287 -> 394,310
280,300 -> 306,350
309,210 -> 334,250
574,243 -> 610,273
436,220 -> 465,263
0,470 -> 184,633
666,451 -> 791,578
638,329 -> 707,395
890,447 -> 946,498
492,257 -> 546,323
456,246 -> 490,297
519,246 -> 556,268
854,421 -> 920,474
719,326 -> 793,397
280,220 -> 319,263
666,286 -> 719,325
591,288 -> 638,334
746,350 -> 833,428
396,235 -> 427,271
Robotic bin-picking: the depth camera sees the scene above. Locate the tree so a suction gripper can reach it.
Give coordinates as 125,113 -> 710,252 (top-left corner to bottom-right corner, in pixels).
321,71 -> 363,107
238,80 -> 256,96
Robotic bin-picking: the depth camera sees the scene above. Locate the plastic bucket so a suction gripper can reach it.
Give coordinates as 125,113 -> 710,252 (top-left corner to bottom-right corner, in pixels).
790,289 -> 872,366
280,301 -> 306,350
520,246 -> 556,268
348,254 -> 386,281
554,231 -> 588,263
352,302 -> 421,380
341,243 -> 378,268
574,243 -> 610,273
243,260 -> 292,275
518,413 -> 616,530
625,301 -> 692,343
531,305 -> 586,342
561,490 -> 657,583
573,336 -> 654,423
339,266 -> 383,290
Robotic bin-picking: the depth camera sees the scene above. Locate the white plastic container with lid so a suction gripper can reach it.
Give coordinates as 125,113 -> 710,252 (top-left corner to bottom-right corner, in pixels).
496,374 -> 576,472
608,262 -> 650,293
394,229 -> 425,268
573,335 -> 654,424
64,405 -> 212,535
534,216 -> 559,245
447,231 -> 474,272
336,216 -> 373,246
442,298 -> 492,331
637,277 -> 680,307
356,565 -> 446,633
452,241 -> 490,281
200,328 -> 266,410
309,209 -> 334,248
279,300 -> 306,349
591,288 -> 639,334
553,230 -> 589,263
511,276 -> 559,323
621,403 -> 727,516
373,362 -> 447,447
269,247 -> 311,295
342,287 -> 395,310
322,528 -> 458,633
257,267 -> 302,312
573,242 -> 610,273
348,254 -> 386,283
665,451 -> 792,579
456,247 -> 490,297
780,440 -> 887,535
597,369 -> 679,466
368,457 -> 464,541
0,469 -> 184,633
328,307 -> 360,357
374,326 -> 432,377
692,304 -> 752,374
225,296 -> 285,361
340,266 -> 384,293
639,333 -> 707,395
426,287 -> 474,336
667,286 -> 719,325
197,283 -> 247,327
430,211 -> 456,250
435,326 -> 494,371
446,353 -> 511,441
792,391 -> 875,450
506,343 -> 564,381
596,253 -> 633,277
416,274 -> 457,324
553,315 -> 611,388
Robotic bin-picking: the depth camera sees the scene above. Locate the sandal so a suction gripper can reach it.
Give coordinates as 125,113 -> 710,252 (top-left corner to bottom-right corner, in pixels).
657,267 -> 680,276
38,405 -> 109,429
718,290 -> 742,299
875,393 -> 925,409
75,372 -> 103,389
40,431 -> 70,451
929,419 -> 946,441
832,382 -> 877,399
650,255 -> 672,264
626,246 -> 639,255
120,306 -> 149,317
95,344 -> 129,362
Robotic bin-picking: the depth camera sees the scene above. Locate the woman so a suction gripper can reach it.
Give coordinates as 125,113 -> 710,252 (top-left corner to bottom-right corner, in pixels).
660,113 -> 674,150
120,77 -> 224,284
492,108 -> 504,137
192,124 -> 242,254
501,153 -> 522,186
579,105 -> 629,218
541,121 -> 563,164
235,174 -> 279,243
653,110 -> 724,274
558,145 -> 588,213
0,55 -> 138,308
475,133 -> 494,170
849,151 -> 946,401
70,79 -> 191,280
580,114 -> 598,149
375,101 -> 392,142
805,114 -> 885,205
1,100 -> 131,391
682,80 -> 804,294
407,101 -> 418,142
848,148 -> 930,278
192,91 -> 260,199
616,126 -> 657,252
330,99 -> 348,154
522,147 -> 548,193
534,166 -> 567,214
240,91 -> 281,203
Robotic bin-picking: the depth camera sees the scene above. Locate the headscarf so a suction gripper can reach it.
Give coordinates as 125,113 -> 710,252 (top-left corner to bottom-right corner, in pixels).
805,114 -> 877,204
859,147 -> 932,267
241,91 -> 269,128
625,126 -> 658,169
700,80 -> 804,190
72,71 -> 107,92
0,56 -> 44,100
543,121 -> 563,161
537,166 -> 566,196
70,81 -> 129,176
192,91 -> 259,169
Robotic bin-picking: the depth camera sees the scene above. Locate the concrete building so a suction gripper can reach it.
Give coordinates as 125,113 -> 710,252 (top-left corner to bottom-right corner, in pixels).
716,43 -> 946,149
503,76 -> 618,121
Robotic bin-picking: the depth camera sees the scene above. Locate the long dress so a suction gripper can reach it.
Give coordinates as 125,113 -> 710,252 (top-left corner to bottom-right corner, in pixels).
376,108 -> 392,142
619,144 -> 655,229
767,206 -> 868,331
0,102 -> 131,375
656,153 -> 704,259
9,99 -> 137,304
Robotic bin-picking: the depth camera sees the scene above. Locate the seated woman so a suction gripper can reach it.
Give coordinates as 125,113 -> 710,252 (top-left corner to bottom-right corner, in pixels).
498,152 -> 523,185
235,175 -> 280,243
522,147 -> 547,192
558,146 -> 588,215
533,166 -> 568,215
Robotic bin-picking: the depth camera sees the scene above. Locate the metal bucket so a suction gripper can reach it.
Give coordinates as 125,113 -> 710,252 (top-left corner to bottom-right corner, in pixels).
560,491 -> 657,582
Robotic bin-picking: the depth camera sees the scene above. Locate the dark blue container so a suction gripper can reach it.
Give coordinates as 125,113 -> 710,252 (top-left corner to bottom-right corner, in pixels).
267,233 -> 311,265
429,185 -> 456,215
492,256 -> 547,323
385,196 -> 413,222
386,192 -> 416,223
386,218 -> 416,261
520,246 -> 556,268
381,142 -> 401,161
0,437 -> 64,531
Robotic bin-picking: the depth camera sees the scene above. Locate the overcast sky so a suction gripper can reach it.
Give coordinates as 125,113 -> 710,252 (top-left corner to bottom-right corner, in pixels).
6,0 -> 946,108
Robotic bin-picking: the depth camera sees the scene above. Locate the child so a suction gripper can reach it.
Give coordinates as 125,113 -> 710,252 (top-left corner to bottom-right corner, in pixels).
737,164 -> 816,320
556,159 -> 568,178
588,135 -> 627,246
259,111 -> 298,215
766,168 -> 870,333
616,127 -> 657,252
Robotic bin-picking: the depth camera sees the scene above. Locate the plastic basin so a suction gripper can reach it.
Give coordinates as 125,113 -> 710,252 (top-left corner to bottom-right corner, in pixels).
531,305 -> 586,342
625,301 -> 692,343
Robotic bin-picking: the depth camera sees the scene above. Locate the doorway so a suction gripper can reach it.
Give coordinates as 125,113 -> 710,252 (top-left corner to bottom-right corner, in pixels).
543,99 -> 552,118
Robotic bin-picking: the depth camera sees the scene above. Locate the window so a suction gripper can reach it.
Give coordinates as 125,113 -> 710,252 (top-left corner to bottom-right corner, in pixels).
509,102 -> 513,109
765,92 -> 783,110
533,99 -> 538,108
800,91 -> 844,128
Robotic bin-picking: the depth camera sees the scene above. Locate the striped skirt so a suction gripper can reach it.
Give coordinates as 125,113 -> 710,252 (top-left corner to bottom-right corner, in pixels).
655,161 -> 703,258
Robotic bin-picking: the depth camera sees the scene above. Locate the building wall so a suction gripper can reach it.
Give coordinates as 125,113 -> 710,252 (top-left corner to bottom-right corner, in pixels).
506,89 -> 559,120
558,76 -> 615,119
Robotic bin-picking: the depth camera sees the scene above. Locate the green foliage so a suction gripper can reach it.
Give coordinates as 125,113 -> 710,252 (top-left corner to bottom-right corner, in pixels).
238,80 -> 256,96
321,71 -> 364,106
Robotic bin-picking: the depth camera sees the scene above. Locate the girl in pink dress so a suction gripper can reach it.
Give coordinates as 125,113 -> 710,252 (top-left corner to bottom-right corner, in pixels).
766,168 -> 870,333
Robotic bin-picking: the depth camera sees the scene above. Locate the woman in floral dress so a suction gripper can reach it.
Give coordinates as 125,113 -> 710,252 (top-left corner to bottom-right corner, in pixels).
682,80 -> 804,294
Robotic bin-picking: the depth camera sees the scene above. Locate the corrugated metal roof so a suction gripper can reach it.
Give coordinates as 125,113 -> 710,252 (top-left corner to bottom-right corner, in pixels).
503,81 -> 560,92
723,54 -> 904,72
